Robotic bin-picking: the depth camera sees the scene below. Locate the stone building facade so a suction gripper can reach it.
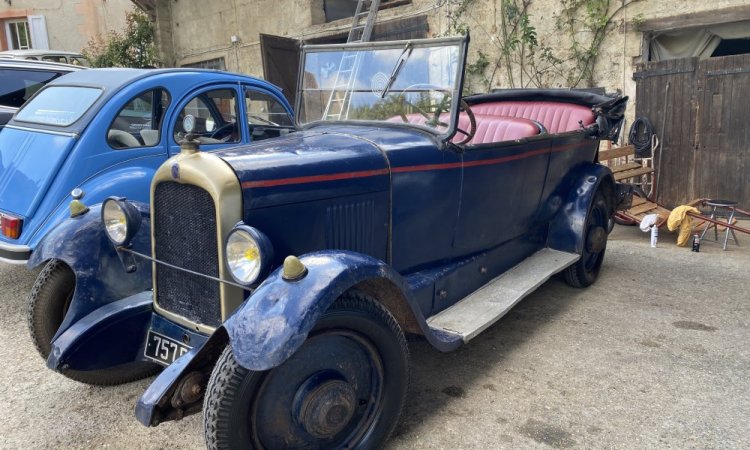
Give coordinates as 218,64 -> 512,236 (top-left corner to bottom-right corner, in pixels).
0,0 -> 133,53
135,0 -> 750,124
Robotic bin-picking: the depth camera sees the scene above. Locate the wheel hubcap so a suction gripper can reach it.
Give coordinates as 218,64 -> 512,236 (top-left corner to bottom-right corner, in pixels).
587,226 -> 607,253
295,373 -> 356,438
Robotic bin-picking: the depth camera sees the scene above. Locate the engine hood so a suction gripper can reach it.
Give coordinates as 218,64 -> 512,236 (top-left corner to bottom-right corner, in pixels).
215,130 -> 391,210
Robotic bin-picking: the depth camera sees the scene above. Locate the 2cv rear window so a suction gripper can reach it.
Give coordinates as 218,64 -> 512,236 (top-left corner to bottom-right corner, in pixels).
15,86 -> 102,126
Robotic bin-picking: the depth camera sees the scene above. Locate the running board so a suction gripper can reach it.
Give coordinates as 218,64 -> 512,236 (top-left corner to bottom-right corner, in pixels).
427,248 -> 579,343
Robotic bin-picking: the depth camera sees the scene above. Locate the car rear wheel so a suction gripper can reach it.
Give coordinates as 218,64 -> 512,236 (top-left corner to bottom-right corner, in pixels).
563,191 -> 609,288
27,259 -> 159,386
203,291 -> 410,449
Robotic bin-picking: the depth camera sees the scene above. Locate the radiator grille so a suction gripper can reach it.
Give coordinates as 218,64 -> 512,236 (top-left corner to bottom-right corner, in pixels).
153,182 -> 222,327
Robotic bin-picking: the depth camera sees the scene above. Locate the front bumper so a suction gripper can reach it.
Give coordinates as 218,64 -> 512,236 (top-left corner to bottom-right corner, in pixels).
0,241 -> 31,265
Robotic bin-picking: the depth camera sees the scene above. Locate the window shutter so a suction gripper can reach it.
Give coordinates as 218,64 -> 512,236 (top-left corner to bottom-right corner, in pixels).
28,15 -> 49,50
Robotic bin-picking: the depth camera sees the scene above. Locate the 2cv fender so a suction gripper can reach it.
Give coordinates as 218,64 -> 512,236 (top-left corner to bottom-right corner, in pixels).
136,250 -> 443,426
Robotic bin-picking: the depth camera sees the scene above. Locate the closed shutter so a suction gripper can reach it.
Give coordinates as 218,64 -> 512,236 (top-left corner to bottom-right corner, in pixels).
28,15 -> 49,50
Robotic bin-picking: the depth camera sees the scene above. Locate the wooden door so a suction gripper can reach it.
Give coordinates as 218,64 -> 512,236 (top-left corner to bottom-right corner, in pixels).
634,54 -> 750,207
259,34 -> 300,106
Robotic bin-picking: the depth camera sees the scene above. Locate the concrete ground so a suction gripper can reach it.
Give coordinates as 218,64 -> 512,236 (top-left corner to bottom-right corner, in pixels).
0,224 -> 747,449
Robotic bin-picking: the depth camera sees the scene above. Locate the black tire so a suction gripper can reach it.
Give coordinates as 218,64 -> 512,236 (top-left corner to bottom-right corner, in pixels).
26,259 -> 159,386
563,191 -> 609,288
27,259 -> 75,359
203,291 -> 410,450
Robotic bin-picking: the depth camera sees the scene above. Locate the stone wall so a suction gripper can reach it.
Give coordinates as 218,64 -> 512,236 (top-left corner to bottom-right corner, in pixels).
148,0 -> 750,128
0,0 -> 132,52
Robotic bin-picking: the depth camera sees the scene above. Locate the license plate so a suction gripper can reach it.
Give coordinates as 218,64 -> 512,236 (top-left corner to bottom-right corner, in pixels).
144,330 -> 191,365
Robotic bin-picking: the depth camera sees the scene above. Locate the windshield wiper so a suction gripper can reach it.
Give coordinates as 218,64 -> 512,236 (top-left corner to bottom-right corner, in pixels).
380,42 -> 413,99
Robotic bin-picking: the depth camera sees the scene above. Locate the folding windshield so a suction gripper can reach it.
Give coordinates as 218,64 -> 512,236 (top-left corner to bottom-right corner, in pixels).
296,37 -> 467,138
15,86 -> 101,127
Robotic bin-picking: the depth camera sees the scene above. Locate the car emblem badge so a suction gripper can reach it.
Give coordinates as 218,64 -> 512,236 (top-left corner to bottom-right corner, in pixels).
171,163 -> 180,180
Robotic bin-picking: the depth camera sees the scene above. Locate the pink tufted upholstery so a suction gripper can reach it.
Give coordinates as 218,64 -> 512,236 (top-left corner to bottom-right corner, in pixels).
470,101 -> 595,134
392,113 -> 541,145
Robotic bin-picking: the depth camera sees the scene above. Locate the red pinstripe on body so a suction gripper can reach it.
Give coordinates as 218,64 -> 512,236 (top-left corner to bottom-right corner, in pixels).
240,141 -> 591,189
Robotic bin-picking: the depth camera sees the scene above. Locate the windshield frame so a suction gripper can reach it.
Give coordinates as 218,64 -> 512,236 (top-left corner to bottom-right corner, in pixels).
294,35 -> 469,143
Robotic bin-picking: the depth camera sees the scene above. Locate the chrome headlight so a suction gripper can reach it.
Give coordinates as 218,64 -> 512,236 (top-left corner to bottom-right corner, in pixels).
102,197 -> 141,246
225,225 -> 273,286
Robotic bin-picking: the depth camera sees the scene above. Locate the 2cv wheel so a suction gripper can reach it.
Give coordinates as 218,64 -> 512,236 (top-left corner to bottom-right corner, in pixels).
27,259 -> 159,386
203,292 -> 410,449
562,191 -> 610,288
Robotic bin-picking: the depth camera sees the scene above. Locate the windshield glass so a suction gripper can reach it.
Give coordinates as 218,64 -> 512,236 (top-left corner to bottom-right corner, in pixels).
297,38 -> 464,135
15,86 -> 101,126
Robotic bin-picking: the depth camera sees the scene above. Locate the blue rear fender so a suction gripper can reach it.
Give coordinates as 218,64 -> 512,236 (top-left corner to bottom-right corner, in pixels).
546,163 -> 615,254
28,202 -> 152,340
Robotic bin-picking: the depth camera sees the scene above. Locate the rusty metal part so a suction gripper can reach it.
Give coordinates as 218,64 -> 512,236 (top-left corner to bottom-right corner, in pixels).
170,371 -> 204,409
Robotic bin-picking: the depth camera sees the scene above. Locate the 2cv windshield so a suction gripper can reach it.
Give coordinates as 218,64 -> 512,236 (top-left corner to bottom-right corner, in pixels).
297,37 -> 465,136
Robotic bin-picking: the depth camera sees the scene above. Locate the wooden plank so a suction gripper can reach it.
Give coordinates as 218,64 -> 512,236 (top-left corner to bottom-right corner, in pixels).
615,166 -> 655,181
599,145 -> 634,161
638,5 -> 750,31
610,162 -> 643,174
628,201 -> 660,216
631,196 -> 648,207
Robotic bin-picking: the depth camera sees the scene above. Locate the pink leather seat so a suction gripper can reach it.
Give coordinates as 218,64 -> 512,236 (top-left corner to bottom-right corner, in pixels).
391,113 -> 540,145
469,114 -> 540,144
470,101 -> 595,134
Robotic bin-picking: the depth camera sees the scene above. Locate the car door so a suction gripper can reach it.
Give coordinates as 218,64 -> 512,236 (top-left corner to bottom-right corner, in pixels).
168,85 -> 244,155
243,86 -> 295,142
453,139 -> 551,253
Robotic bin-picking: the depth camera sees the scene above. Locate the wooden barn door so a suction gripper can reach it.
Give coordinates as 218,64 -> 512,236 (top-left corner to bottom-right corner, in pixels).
634,55 -> 750,207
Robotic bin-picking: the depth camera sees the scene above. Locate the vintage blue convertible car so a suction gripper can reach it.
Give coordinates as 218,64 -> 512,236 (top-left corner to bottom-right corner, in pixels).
45,36 -> 626,448
0,68 -> 292,364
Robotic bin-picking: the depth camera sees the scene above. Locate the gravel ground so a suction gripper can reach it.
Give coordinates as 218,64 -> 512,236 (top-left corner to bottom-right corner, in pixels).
0,224 -> 748,449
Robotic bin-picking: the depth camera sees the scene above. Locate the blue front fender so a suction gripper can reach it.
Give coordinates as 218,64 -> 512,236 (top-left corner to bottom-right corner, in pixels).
226,250 -> 426,371
546,163 -> 615,254
47,292 -> 153,371
28,202 -> 153,340
137,250 -> 456,427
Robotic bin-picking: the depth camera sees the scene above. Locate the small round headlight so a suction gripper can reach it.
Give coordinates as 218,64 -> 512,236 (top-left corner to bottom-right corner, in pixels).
225,225 -> 273,286
102,197 -> 141,246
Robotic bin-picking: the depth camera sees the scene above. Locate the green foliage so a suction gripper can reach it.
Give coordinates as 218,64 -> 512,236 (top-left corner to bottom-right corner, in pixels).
452,0 -> 639,90
350,92 -> 450,126
631,13 -> 645,29
82,9 -> 159,68
441,0 -> 477,36
467,51 -> 491,92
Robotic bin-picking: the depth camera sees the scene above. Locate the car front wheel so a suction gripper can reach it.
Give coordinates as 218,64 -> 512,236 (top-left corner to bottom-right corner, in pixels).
203,291 -> 410,449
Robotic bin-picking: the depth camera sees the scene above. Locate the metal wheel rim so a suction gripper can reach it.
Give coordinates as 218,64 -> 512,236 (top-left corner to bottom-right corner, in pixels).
248,329 -> 385,449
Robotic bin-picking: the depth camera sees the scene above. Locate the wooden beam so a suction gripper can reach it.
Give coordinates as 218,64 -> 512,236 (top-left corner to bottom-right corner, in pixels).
599,145 -> 635,161
614,166 -> 655,181
638,5 -> 750,32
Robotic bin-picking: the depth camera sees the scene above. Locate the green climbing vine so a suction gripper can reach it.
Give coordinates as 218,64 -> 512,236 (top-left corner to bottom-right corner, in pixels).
445,0 -> 641,91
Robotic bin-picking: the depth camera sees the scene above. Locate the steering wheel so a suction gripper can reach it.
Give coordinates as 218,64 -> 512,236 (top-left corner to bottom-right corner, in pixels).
209,121 -> 236,141
453,100 -> 477,146
398,84 -> 477,145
